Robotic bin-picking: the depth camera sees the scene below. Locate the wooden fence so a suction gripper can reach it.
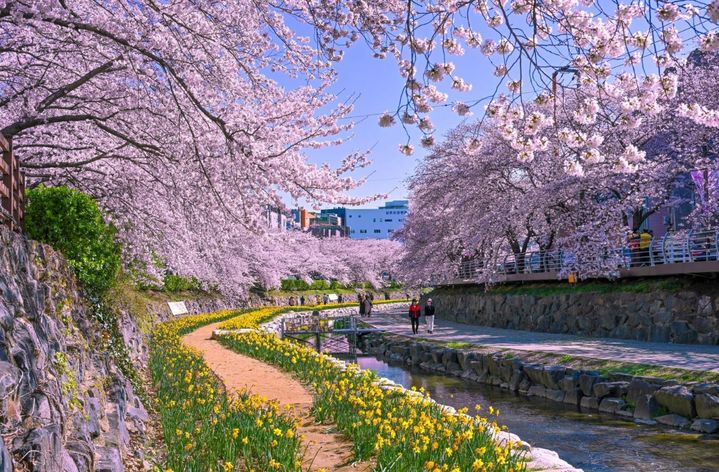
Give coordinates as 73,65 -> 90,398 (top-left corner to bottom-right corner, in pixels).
0,134 -> 25,231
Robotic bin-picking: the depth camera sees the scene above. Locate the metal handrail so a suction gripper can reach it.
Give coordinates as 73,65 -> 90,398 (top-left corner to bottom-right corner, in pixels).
457,227 -> 719,280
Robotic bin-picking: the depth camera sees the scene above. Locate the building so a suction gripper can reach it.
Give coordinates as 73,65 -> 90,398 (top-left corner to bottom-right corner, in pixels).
308,213 -> 348,238
292,199 -> 409,239
342,200 -> 409,240
264,206 -> 288,233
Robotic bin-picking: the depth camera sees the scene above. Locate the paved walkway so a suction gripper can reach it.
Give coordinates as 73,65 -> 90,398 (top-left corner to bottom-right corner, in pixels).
366,305 -> 719,372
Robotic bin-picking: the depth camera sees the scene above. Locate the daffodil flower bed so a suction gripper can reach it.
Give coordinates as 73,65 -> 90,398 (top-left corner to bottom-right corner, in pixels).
150,309 -> 301,471
216,308 -> 526,472
217,299 -> 408,331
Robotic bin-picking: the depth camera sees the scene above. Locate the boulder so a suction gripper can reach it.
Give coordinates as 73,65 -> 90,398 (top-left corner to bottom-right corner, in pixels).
580,396 -> 599,410
499,364 -> 513,383
541,365 -> 566,389
456,351 -> 477,370
545,389 -> 565,403
563,388 -> 583,407
579,373 -> 600,397
655,414 -> 691,429
599,397 -> 626,414
523,365 -> 545,385
527,385 -> 546,398
693,383 -> 719,396
655,385 -> 696,418
695,393 -> 719,419
0,437 -> 11,472
690,419 -> 719,434
441,349 -> 459,367
634,394 -> 660,420
96,447 -> 123,472
626,378 -> 659,404
465,359 -> 483,376
509,370 -> 527,392
559,375 -> 578,392
593,381 -> 629,400
105,404 -> 129,449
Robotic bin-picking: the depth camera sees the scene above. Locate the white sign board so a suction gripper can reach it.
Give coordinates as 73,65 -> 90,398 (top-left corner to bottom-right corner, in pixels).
328,293 -> 339,302
168,301 -> 189,316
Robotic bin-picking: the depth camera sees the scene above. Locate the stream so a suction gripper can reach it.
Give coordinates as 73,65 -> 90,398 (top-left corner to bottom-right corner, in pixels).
355,356 -> 719,472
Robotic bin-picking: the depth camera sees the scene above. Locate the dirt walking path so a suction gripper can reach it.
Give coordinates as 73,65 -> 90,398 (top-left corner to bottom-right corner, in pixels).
183,323 -> 372,472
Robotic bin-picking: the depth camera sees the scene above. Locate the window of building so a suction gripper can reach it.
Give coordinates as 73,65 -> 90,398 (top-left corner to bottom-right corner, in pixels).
374,229 -> 381,233
359,229 -> 367,234
388,229 -> 393,233
351,229 -> 355,233
385,218 -> 392,222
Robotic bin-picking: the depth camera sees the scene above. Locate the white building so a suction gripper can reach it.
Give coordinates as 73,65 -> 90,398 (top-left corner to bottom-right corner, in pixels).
343,200 -> 408,240
264,206 -> 288,232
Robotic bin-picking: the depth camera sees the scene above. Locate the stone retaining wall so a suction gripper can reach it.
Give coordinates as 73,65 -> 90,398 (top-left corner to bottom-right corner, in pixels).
424,286 -> 719,345
359,334 -> 719,435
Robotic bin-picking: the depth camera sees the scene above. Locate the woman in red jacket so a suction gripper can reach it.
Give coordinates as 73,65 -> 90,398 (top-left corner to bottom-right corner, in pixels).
408,299 -> 422,334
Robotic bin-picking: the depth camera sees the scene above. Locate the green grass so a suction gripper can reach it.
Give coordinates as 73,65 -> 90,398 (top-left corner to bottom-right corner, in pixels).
592,360 -> 719,384
382,332 -> 719,385
446,341 -> 477,349
437,277 -> 699,298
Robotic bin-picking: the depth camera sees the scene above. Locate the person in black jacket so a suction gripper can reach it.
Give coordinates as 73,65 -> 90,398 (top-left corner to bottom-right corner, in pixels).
424,298 -> 436,334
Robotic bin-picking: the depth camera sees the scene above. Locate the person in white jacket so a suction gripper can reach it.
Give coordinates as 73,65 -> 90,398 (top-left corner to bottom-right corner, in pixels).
424,298 -> 436,334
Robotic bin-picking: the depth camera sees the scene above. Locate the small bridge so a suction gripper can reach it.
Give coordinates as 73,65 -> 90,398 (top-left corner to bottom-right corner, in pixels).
280,312 -> 381,356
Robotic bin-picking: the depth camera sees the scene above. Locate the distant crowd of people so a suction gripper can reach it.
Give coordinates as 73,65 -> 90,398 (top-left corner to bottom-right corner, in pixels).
287,293 -> 345,306
285,291 -> 439,336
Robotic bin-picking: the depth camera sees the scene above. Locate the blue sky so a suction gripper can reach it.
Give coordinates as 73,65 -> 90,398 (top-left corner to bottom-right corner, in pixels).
298,34 -> 501,209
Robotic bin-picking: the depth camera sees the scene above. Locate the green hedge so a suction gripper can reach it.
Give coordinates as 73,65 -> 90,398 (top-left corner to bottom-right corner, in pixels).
25,185 -> 121,296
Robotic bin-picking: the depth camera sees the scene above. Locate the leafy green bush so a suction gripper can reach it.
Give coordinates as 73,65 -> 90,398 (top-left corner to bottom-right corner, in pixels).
309,279 -> 329,290
280,278 -> 310,291
163,273 -> 203,292
25,185 -> 121,296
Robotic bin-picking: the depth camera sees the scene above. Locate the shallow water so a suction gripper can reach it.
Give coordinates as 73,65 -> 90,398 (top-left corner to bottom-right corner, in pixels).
355,356 -> 719,472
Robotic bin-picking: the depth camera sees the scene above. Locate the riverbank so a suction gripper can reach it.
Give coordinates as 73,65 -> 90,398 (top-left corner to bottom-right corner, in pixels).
357,330 -> 719,435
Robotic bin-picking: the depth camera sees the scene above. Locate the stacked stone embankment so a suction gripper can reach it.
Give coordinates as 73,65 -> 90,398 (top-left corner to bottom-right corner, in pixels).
0,227 -> 231,471
425,285 -> 719,345
360,334 -> 719,435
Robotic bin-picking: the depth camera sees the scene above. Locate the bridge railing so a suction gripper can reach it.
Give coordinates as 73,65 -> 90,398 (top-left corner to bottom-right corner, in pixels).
457,227 -> 719,281
281,313 -> 356,334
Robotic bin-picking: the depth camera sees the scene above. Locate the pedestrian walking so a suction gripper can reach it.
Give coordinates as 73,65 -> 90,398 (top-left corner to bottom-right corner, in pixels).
289,296 -> 296,306
409,299 -> 421,334
359,294 -> 367,316
338,293 -> 343,303
424,298 -> 436,334
322,293 -> 329,305
300,295 -> 305,306
639,230 -> 652,265
362,295 -> 373,317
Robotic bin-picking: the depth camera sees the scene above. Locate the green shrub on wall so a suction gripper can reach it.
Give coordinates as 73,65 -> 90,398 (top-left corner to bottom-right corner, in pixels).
163,273 -> 203,292
25,185 -> 121,296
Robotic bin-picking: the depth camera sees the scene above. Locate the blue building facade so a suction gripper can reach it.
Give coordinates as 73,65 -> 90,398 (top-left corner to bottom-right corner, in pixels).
320,200 -> 408,240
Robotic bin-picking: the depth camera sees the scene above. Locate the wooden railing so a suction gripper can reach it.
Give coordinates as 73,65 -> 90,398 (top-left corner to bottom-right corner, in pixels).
0,134 -> 25,231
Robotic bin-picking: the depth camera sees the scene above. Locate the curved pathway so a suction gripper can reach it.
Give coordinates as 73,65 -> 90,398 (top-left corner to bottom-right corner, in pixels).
183,322 -> 373,472
367,305 -> 719,372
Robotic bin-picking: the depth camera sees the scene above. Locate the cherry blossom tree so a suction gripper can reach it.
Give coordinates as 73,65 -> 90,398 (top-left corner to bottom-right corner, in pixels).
397,52 -> 719,284
0,0 -> 400,294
